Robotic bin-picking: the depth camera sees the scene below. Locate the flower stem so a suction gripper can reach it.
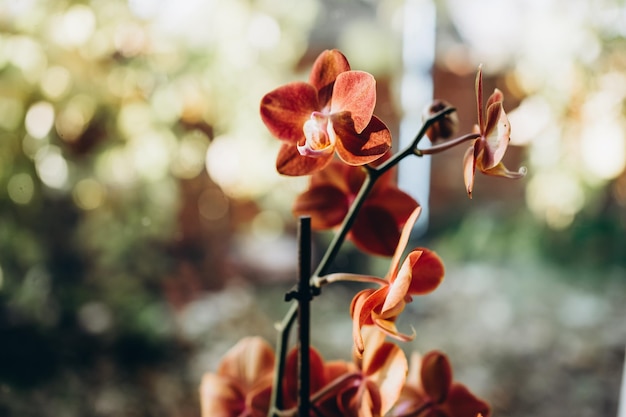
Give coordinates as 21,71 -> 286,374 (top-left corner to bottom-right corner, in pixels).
297,217 -> 312,417
419,132 -> 480,155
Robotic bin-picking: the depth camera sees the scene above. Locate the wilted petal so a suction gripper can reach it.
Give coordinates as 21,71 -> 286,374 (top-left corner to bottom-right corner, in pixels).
405,249 -> 445,295
330,70 -> 376,133
260,83 -> 319,142
309,49 -> 351,106
420,351 -> 452,404
293,185 -> 348,229
333,114 -> 391,166
276,142 -> 333,176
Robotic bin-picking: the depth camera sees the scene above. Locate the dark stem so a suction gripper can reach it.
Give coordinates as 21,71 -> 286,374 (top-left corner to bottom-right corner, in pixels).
297,216 -> 312,417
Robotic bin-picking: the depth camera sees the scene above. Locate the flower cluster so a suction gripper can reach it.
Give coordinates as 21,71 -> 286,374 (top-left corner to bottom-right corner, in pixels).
200,331 -> 489,417
201,49 -> 525,417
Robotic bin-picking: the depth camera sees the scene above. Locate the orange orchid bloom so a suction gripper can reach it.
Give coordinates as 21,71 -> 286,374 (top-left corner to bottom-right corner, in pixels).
391,351 -> 491,417
260,49 -> 392,176
322,207 -> 444,356
312,327 -> 408,417
199,337 -> 274,417
293,158 -> 419,256
463,66 -> 525,198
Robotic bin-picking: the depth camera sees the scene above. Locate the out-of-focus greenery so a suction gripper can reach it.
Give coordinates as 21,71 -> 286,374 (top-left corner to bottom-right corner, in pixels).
0,0 -> 317,415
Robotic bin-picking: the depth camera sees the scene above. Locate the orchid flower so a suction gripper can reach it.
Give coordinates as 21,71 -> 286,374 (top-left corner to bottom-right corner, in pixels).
312,327 -> 408,417
199,337 -> 274,417
463,66 -> 525,198
321,207 -> 444,356
391,351 -> 491,417
260,49 -> 392,176
293,158 -> 419,256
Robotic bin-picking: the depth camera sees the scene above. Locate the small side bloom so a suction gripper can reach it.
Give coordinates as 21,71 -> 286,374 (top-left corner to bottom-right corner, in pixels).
322,207 -> 444,356
463,66 -> 525,198
260,49 -> 392,176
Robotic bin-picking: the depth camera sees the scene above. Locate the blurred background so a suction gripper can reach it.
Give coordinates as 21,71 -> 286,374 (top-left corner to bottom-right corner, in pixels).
0,0 -> 624,416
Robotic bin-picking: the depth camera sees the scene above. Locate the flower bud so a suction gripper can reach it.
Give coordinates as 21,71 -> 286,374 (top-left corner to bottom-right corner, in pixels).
422,99 -> 458,142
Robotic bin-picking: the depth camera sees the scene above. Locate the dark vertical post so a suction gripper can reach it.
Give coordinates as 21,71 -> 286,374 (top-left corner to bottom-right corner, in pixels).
297,216 -> 311,417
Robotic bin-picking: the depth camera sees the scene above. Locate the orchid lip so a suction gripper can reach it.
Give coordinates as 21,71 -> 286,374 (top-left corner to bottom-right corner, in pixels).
298,112 -> 335,157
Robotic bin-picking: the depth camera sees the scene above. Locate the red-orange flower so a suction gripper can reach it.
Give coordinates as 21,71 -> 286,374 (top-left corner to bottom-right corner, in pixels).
313,327 -> 408,417
199,337 -> 274,417
293,158 -> 419,256
260,49 -> 392,176
463,66 -> 525,198
391,351 -> 491,417
323,207 -> 444,356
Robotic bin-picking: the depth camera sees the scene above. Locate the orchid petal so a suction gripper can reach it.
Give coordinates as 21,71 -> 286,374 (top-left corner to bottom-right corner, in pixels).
309,49 -> 351,106
275,142 -> 333,176
481,161 -> 527,179
332,114 -> 391,166
349,187 -> 419,256
200,373 -> 245,417
482,99 -> 502,143
475,65 -> 484,133
485,88 -> 504,111
420,351 -> 452,403
388,206 -> 422,279
406,351 -> 423,389
372,187 -> 420,225
350,205 -> 403,257
481,101 -> 511,171
217,336 -> 275,391
381,256 -> 414,314
405,249 -> 445,295
330,70 -> 376,133
309,159 -> 352,191
351,289 -> 377,355
371,314 -> 416,342
463,143 -> 477,198
283,346 -> 327,409
362,341 -> 408,416
293,184 -> 348,229
247,379 -> 273,417
441,384 -> 491,417
260,82 -> 319,142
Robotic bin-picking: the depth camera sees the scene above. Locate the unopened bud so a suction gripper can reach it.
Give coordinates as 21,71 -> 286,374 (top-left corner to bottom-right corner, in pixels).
423,99 -> 458,142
